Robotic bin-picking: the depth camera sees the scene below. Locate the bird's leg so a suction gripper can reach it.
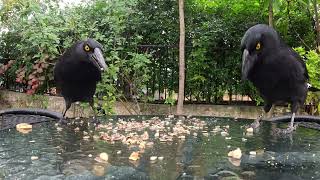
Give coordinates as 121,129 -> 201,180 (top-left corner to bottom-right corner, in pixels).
59,101 -> 71,124
287,103 -> 300,132
266,104 -> 275,118
62,101 -> 71,117
277,103 -> 299,134
250,103 -> 272,129
250,113 -> 263,129
89,100 -> 100,125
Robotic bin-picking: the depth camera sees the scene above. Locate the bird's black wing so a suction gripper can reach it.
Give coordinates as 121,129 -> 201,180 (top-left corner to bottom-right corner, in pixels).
289,48 -> 309,80
271,47 -> 308,84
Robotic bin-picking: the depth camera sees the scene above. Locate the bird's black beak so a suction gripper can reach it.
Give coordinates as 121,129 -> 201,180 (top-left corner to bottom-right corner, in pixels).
91,48 -> 107,71
242,49 -> 254,81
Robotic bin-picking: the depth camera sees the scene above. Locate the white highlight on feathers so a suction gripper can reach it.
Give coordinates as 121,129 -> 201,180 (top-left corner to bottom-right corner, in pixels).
307,83 -> 312,88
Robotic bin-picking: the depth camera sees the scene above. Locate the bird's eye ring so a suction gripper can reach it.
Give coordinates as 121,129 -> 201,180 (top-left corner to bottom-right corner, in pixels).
256,42 -> 261,50
84,45 -> 91,52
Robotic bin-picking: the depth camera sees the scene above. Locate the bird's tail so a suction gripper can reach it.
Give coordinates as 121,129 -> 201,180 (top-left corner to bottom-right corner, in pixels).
307,83 -> 320,92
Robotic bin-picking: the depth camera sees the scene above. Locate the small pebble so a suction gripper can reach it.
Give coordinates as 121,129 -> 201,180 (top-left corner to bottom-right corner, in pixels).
225,137 -> 232,140
158,156 -> 164,160
29,140 -> 35,143
88,154 -> 93,158
249,151 -> 257,156
117,150 -> 122,155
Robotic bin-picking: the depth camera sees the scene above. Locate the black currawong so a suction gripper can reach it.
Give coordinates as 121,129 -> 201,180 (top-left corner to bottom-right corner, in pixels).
54,39 -> 107,123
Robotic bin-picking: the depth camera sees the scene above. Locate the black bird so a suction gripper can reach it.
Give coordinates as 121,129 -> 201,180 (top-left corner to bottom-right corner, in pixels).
241,24 -> 309,133
54,38 -> 107,122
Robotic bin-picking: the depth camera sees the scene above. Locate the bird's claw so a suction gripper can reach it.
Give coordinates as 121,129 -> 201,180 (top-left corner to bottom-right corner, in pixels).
274,123 -> 299,135
250,120 -> 260,129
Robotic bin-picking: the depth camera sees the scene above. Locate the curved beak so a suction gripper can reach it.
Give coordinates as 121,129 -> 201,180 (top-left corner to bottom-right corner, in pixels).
241,49 -> 254,80
91,48 -> 107,71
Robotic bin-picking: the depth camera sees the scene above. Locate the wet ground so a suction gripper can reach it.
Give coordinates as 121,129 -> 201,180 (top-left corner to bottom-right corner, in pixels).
0,115 -> 319,180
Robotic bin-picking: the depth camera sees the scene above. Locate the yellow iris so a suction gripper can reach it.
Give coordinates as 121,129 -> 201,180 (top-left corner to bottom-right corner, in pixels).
84,45 -> 91,52
256,42 -> 261,50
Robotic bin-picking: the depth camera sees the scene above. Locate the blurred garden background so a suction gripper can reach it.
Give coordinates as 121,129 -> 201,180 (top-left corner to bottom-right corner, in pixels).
0,0 -> 319,115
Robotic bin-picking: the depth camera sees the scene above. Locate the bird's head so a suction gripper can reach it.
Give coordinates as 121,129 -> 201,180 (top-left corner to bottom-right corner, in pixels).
77,38 -> 107,71
240,24 -> 281,80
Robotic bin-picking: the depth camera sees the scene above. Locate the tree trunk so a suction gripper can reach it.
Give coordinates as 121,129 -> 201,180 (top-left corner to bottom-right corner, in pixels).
268,0 -> 273,27
177,0 -> 185,115
313,0 -> 320,49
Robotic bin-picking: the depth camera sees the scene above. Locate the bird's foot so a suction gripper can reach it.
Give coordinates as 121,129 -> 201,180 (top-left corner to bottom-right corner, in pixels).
244,119 -> 261,133
274,123 -> 299,135
245,118 -> 261,129
250,119 -> 261,129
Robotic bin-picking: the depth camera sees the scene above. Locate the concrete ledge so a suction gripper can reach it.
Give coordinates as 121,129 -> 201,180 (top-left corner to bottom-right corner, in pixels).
0,90 -> 290,119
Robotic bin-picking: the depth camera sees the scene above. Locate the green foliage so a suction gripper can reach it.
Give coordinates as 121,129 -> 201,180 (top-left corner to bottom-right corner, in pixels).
0,0 -> 151,114
164,91 -> 176,106
295,47 -> 320,89
295,47 -> 320,115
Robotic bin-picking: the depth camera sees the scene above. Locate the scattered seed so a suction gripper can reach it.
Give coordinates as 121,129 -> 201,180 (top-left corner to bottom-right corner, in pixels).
150,156 -> 157,161
83,136 -> 90,140
249,151 -> 256,156
99,152 -> 109,161
246,127 -> 254,133
31,156 -> 38,160
129,151 -> 140,161
221,131 -> 228,136
228,148 -> 242,159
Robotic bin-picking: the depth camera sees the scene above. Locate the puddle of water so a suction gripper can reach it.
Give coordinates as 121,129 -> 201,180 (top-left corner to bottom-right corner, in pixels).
0,116 -> 319,180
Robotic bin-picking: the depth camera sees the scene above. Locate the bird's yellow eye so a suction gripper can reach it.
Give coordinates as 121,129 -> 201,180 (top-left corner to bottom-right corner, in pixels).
256,42 -> 261,50
84,45 -> 91,52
